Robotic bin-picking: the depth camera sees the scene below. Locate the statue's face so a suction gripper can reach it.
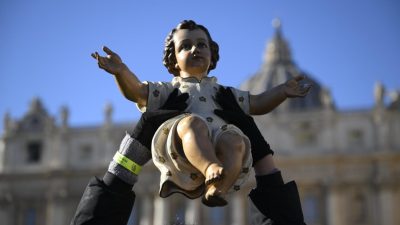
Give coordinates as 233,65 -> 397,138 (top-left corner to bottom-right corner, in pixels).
173,29 -> 211,79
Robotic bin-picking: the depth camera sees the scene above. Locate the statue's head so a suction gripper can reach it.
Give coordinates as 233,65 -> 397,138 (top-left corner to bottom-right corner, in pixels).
163,20 -> 220,76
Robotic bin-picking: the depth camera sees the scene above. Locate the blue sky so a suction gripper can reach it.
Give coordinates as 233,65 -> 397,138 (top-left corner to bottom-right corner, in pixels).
0,0 -> 399,133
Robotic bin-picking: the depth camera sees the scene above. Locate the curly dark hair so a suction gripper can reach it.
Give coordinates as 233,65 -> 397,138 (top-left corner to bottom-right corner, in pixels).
163,20 -> 220,76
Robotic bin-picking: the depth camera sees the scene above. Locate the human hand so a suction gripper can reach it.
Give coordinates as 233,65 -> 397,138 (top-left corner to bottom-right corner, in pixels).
284,76 -> 312,98
131,89 -> 188,149
214,86 -> 273,164
91,46 -> 127,75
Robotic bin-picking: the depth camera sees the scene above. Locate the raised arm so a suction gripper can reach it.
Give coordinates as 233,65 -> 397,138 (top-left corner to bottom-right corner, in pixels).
92,46 -> 148,107
249,75 -> 311,115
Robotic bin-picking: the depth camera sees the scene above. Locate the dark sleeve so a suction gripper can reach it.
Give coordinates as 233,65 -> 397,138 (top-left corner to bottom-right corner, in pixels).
249,181 -> 306,225
70,177 -> 135,225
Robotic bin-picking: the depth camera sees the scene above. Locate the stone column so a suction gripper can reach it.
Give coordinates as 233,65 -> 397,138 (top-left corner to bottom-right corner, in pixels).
46,197 -> 68,225
153,196 -> 170,225
394,187 -> 400,225
231,194 -> 245,225
46,188 -> 71,225
185,199 -> 201,224
0,202 -> 13,225
378,185 -> 399,225
139,195 -> 153,225
326,185 -> 346,225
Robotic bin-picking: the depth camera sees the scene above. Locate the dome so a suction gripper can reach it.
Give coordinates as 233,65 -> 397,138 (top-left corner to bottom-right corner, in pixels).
241,20 -> 330,112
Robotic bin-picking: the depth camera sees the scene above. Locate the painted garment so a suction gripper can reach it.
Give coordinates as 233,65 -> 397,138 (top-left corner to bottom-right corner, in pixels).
137,76 -> 253,198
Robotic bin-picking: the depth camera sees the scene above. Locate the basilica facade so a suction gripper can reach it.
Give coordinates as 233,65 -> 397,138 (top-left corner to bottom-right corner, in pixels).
1,24 -> 399,225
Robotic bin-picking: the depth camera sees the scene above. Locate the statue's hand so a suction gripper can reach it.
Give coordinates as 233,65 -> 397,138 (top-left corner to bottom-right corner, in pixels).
284,75 -> 312,98
91,46 -> 126,75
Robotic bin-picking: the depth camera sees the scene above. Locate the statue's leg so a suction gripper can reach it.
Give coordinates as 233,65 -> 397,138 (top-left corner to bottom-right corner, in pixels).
202,131 -> 246,207
176,115 -> 223,184
215,131 -> 246,193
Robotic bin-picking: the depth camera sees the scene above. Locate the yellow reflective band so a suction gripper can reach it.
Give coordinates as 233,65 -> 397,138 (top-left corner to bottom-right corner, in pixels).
113,152 -> 142,175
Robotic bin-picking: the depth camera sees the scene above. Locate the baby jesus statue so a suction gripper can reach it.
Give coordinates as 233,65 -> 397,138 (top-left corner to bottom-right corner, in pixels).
92,20 -> 310,207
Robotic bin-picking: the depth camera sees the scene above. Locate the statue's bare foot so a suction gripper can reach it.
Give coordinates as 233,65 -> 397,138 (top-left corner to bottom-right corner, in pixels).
202,185 -> 227,207
205,163 -> 224,185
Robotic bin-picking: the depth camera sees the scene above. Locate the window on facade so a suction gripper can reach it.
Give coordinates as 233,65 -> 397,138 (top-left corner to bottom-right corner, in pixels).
348,129 -> 364,146
300,121 -> 312,130
296,132 -> 316,145
295,121 -> 316,146
30,117 -> 40,127
23,116 -> 44,131
27,141 -> 42,163
80,144 -> 93,161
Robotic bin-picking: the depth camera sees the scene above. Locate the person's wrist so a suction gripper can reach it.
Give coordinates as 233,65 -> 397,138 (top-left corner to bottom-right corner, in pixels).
107,133 -> 152,185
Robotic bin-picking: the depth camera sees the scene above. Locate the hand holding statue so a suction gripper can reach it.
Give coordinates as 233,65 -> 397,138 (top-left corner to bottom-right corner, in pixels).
131,89 -> 189,150
214,86 -> 274,166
